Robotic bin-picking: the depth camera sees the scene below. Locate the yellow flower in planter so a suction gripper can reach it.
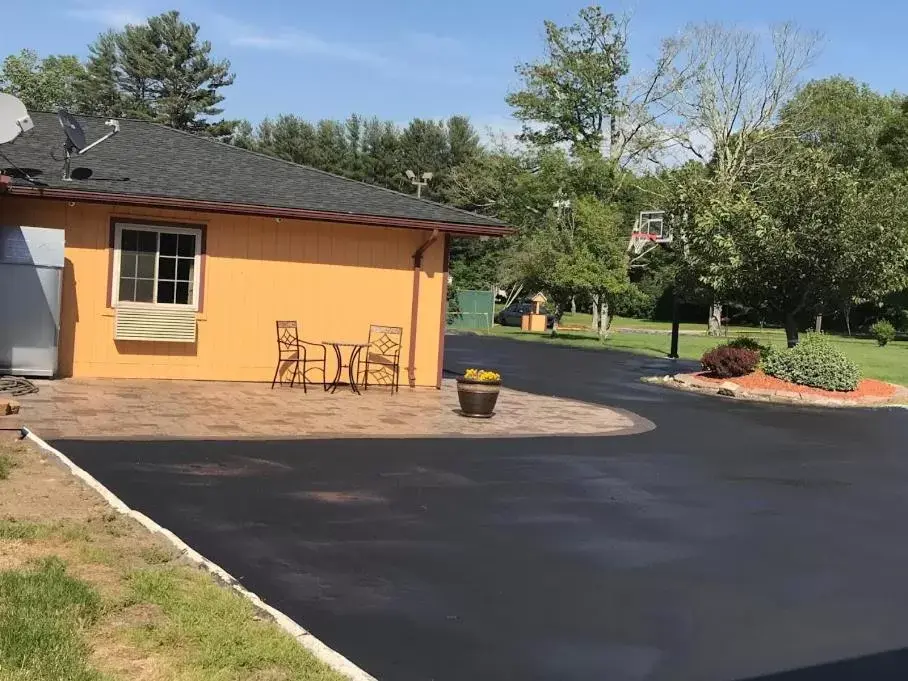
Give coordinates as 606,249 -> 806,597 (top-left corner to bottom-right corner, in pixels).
464,368 -> 501,383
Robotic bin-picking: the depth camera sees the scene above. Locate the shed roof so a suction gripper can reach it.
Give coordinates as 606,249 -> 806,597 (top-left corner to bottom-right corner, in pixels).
0,112 -> 510,235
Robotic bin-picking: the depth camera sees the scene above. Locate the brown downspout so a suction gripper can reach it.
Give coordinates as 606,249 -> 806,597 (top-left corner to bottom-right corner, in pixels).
436,235 -> 451,389
408,229 -> 439,388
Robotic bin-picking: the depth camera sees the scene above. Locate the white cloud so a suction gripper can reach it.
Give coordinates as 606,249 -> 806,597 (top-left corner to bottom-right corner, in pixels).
68,3 -> 144,27
214,15 -> 393,70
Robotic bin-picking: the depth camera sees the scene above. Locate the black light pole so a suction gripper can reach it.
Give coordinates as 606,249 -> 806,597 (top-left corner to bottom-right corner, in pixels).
669,286 -> 680,359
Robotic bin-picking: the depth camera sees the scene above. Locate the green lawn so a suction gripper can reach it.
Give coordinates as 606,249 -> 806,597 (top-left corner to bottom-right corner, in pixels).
558,311 -> 783,335
487,325 -> 908,387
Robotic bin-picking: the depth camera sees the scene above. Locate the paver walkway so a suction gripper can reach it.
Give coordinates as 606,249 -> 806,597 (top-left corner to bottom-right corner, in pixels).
13,377 -> 651,440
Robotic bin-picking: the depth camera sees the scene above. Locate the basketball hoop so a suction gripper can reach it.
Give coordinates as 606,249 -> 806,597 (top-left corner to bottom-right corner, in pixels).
628,210 -> 671,259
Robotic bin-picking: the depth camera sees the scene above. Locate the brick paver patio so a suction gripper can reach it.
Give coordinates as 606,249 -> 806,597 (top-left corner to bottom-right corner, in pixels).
11,378 -> 653,440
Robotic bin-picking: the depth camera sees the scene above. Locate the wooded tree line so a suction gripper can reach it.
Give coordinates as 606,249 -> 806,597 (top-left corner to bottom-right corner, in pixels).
5,7 -> 908,341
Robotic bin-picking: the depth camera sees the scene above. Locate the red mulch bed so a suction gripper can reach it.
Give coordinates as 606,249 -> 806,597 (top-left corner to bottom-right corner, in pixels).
695,370 -> 896,401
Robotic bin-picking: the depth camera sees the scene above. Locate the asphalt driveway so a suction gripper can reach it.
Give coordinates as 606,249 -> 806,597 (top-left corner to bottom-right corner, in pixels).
53,335 -> 908,681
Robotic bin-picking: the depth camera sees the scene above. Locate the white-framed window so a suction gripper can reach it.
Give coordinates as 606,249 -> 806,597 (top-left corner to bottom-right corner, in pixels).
111,222 -> 202,310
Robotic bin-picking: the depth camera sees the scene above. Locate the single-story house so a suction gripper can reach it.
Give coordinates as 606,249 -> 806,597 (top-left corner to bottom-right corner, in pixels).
0,113 -> 510,386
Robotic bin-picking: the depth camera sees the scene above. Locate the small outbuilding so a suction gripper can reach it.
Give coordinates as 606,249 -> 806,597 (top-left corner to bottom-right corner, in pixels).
0,113 -> 511,386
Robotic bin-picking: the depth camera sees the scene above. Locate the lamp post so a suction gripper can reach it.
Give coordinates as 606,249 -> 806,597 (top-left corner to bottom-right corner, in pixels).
406,169 -> 433,198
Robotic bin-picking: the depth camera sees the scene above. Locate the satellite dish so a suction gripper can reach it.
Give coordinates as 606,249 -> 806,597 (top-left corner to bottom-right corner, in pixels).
56,109 -> 119,181
0,93 -> 34,144
58,110 -> 86,151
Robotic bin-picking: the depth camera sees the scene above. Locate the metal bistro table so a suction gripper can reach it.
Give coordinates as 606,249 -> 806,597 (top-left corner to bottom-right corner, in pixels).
324,341 -> 369,394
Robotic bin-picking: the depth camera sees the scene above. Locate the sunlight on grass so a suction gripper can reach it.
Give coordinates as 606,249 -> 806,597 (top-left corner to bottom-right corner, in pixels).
0,453 -> 16,480
0,557 -> 103,681
0,518 -> 93,543
126,567 -> 347,681
487,325 -> 908,386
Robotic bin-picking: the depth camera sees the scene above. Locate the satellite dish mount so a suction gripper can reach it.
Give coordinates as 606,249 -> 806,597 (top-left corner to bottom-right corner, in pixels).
58,110 -> 119,181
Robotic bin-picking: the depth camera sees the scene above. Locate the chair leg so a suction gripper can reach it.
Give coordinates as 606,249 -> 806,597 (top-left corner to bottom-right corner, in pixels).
271,362 -> 280,389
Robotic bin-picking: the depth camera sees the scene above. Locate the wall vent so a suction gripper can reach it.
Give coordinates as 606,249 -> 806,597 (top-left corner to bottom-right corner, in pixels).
114,306 -> 197,343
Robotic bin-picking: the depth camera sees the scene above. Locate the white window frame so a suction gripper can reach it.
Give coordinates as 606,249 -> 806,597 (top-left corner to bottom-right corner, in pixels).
111,222 -> 203,311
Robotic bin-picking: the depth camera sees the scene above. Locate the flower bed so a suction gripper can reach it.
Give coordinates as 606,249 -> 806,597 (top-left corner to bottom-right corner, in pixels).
694,369 -> 896,401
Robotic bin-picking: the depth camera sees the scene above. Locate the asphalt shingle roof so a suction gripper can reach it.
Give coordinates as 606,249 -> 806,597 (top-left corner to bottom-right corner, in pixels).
1,112 -> 506,229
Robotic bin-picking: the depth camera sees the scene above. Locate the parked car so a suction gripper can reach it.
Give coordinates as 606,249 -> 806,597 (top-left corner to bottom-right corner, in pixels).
494,300 -> 556,328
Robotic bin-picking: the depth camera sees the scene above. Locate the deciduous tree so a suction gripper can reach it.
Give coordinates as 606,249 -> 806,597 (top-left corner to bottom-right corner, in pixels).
507,5 -> 686,166
0,49 -> 84,112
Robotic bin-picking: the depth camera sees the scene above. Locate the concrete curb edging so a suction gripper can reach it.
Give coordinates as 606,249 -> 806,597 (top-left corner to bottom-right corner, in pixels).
21,428 -> 377,681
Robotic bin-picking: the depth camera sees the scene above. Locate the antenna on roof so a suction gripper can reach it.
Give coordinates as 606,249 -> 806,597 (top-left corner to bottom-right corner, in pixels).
57,110 -> 119,181
0,92 -> 45,186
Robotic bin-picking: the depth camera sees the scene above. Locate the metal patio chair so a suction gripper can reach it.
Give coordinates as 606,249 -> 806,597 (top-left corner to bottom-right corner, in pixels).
271,321 -> 327,393
362,324 -> 403,393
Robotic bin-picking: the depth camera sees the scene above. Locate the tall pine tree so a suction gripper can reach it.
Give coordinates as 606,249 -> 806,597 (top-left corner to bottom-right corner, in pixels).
76,31 -> 124,116
79,11 -> 233,132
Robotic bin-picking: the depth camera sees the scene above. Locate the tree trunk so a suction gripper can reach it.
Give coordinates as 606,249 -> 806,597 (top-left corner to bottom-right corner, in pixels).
814,313 -> 823,333
570,296 -> 576,314
784,313 -> 799,347
707,302 -> 723,337
600,300 -> 610,338
844,302 -> 852,336
592,294 -> 608,339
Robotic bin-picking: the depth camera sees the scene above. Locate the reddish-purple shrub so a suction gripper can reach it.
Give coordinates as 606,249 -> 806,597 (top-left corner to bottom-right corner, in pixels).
701,345 -> 759,378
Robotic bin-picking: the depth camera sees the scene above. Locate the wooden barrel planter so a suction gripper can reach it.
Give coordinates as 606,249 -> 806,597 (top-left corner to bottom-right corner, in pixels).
456,378 -> 501,418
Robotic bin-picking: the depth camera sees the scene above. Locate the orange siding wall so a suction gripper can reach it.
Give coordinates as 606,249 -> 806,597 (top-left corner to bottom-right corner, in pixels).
0,195 -> 446,385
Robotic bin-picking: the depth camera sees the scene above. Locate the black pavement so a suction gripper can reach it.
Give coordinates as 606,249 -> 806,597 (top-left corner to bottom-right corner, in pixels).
53,335 -> 908,681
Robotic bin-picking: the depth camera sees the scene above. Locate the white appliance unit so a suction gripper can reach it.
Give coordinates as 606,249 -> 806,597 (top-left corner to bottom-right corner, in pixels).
0,226 -> 65,377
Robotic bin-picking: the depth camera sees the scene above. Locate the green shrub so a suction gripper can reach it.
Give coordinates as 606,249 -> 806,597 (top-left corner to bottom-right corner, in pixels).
727,336 -> 772,358
762,333 -> 861,391
870,319 -> 896,347
701,345 -> 760,378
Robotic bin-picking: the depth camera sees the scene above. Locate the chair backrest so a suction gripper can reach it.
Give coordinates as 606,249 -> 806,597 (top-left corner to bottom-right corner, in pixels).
275,320 -> 300,357
368,324 -> 402,360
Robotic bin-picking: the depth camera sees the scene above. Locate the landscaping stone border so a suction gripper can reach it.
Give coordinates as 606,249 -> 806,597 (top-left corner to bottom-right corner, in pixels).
643,373 -> 908,408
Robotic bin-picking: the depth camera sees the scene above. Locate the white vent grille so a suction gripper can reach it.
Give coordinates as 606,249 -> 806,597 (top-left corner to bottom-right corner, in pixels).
115,306 -> 197,343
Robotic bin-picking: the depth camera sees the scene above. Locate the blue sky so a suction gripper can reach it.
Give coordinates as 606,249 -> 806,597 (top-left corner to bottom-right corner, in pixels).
6,0 -> 905,135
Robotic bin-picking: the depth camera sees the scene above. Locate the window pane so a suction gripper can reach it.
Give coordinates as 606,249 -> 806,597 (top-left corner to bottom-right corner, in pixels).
136,253 -> 156,279
119,253 -> 137,277
159,256 -> 176,280
176,258 -> 194,281
175,281 -> 190,304
137,231 -> 157,253
159,233 -> 178,256
135,279 -> 154,302
157,280 -> 175,304
177,234 -> 196,257
118,277 -> 135,302
121,229 -> 138,251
